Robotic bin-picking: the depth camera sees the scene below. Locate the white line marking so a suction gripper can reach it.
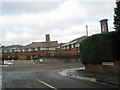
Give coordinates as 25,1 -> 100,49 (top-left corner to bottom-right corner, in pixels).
36,79 -> 57,90
0,65 -> 8,67
0,76 -> 2,89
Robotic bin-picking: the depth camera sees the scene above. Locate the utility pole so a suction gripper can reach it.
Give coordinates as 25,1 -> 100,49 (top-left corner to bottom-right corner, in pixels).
86,25 -> 88,36
0,43 -> 4,65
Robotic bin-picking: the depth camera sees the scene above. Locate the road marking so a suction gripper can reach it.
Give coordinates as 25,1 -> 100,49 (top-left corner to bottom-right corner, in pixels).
0,65 -> 8,67
36,79 -> 57,90
0,76 -> 2,89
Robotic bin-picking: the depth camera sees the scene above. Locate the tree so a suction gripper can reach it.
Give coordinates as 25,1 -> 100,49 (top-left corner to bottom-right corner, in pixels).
114,1 -> 120,31
113,0 -> 120,61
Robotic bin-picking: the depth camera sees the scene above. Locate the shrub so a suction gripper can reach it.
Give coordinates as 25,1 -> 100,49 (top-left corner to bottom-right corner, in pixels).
80,31 -> 120,65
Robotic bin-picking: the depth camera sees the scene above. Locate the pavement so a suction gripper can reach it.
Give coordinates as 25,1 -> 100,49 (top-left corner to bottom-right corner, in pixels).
60,67 -> 120,88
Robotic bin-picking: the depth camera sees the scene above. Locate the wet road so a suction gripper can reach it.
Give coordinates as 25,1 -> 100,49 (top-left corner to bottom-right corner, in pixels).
2,61 -> 116,89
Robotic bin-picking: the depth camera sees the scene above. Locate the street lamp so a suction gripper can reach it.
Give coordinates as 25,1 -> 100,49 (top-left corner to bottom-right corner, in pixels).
86,25 -> 88,36
0,44 -> 4,65
86,25 -> 100,36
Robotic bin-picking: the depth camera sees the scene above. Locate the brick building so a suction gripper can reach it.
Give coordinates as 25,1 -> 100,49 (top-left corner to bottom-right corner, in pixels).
2,35 -> 87,60
59,36 -> 88,55
2,34 -> 60,60
2,45 -> 22,60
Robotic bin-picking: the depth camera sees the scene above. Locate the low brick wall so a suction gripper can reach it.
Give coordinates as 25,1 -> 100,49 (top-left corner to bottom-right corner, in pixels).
85,61 -> 120,73
36,58 -> 81,64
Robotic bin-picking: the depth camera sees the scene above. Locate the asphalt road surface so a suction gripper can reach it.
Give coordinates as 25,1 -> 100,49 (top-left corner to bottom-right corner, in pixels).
2,61 -> 117,89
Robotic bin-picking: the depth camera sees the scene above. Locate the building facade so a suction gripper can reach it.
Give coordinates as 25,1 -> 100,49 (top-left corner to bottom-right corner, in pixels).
55,36 -> 87,56
2,34 -> 60,60
2,35 -> 87,60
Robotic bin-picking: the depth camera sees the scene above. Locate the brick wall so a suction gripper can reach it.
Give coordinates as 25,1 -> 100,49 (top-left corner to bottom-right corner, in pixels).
2,50 -> 56,60
85,61 -> 120,73
61,47 -> 79,55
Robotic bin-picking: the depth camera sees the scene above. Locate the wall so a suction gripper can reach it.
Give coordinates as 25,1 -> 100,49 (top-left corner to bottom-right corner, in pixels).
61,47 -> 79,55
85,61 -> 120,73
2,50 -> 56,60
35,58 -> 81,64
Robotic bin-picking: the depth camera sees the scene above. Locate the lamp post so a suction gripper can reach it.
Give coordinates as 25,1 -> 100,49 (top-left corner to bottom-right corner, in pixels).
86,25 -> 88,36
0,44 -> 4,65
0,44 -> 2,64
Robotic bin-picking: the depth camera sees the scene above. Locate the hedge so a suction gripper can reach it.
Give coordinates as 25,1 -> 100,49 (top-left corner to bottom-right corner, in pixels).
80,31 -> 120,65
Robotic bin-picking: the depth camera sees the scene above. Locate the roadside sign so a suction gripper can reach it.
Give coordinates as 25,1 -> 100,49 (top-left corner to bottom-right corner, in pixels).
102,62 -> 114,66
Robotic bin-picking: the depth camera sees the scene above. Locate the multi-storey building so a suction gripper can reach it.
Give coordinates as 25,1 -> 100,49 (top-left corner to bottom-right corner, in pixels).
60,36 -> 88,55
2,35 -> 87,60
2,45 -> 23,60
2,34 -> 60,60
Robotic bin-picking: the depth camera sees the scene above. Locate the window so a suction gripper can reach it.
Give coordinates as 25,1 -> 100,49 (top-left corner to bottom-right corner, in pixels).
20,49 -> 22,52
35,48 -> 38,51
65,46 -> 67,50
22,49 -> 25,52
75,43 -> 78,48
41,48 -> 44,50
37,47 -> 41,50
9,50 -> 12,52
78,43 -> 80,47
71,44 -> 74,48
76,43 -> 79,47
7,50 -> 9,52
69,45 -> 71,49
64,46 -> 66,50
14,49 -> 18,52
17,49 -> 21,52
49,48 -> 55,50
12,49 -> 14,52
73,43 -> 75,48
67,46 -> 69,49
31,48 -> 35,51
25,48 -> 28,52
2,50 -> 4,53
28,48 -> 32,51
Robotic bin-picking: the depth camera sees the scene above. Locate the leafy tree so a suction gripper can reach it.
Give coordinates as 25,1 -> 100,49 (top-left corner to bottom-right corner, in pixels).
114,1 -> 120,31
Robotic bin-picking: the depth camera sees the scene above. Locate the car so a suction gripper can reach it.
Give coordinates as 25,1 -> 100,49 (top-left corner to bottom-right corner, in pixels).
4,61 -> 14,65
40,59 -> 43,63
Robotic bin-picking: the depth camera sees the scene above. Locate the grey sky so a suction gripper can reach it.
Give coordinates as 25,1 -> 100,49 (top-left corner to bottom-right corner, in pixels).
2,2 -> 58,15
0,0 -> 116,46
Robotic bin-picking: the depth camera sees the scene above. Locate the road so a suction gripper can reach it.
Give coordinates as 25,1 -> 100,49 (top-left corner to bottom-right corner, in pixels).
2,61 -> 116,89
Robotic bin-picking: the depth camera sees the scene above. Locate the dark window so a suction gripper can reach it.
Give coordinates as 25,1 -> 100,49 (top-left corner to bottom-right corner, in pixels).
65,46 -> 67,50
69,45 -> 71,49
20,49 -> 22,52
37,47 -> 41,50
25,48 -> 28,52
73,43 -> 75,48
12,49 -> 14,52
32,48 -> 35,51
7,50 -> 9,52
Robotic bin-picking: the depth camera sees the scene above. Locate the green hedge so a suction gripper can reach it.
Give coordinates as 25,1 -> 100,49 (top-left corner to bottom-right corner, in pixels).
80,31 -> 120,65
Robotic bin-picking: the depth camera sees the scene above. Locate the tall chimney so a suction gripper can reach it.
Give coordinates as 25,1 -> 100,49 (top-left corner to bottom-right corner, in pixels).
46,34 -> 50,42
99,19 -> 108,33
116,0 -> 120,2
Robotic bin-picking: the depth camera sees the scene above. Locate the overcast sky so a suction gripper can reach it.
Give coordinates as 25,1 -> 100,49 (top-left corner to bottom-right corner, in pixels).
0,0 -> 116,46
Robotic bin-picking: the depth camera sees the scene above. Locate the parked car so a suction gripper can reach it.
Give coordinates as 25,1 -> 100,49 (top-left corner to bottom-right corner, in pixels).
40,59 -> 43,63
4,60 -> 14,65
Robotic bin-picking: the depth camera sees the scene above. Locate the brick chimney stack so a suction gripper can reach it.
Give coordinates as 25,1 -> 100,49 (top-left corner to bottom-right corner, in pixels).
46,34 -> 50,42
99,19 -> 108,33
